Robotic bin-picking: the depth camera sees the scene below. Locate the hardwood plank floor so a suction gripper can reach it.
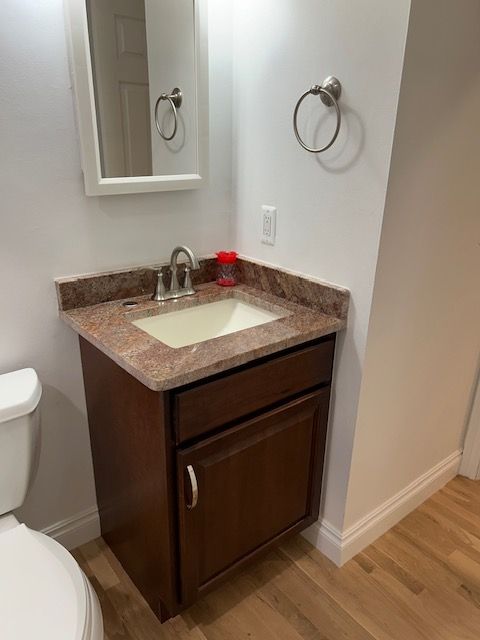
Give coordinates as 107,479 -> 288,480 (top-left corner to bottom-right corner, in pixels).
73,476 -> 480,640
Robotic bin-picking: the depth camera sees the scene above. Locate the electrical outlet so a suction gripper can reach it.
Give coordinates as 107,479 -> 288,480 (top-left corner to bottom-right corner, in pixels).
261,206 -> 277,246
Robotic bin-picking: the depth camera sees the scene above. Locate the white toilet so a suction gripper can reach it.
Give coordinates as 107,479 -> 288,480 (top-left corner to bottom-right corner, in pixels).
0,368 -> 104,640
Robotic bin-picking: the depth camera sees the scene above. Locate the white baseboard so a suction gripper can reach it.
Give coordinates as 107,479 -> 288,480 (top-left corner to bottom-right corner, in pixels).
302,518 -> 345,565
303,450 -> 462,566
41,506 -> 100,550
39,452 -> 461,557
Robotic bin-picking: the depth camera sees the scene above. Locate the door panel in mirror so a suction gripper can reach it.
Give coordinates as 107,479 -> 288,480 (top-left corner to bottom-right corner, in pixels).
87,0 -> 153,178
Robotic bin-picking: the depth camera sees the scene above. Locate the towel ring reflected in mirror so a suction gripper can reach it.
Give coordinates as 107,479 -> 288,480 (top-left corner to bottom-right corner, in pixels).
293,76 -> 342,153
155,88 -> 183,141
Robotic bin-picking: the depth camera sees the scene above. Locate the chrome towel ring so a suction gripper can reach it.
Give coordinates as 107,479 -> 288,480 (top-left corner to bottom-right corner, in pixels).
154,87 -> 183,141
293,76 -> 342,153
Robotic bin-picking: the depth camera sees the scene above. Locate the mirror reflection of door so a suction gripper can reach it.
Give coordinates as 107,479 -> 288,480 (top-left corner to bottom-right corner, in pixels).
87,0 -> 153,178
86,0 -> 197,180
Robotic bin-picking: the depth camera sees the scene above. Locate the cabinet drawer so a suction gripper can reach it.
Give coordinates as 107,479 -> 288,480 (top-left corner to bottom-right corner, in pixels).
174,337 -> 335,444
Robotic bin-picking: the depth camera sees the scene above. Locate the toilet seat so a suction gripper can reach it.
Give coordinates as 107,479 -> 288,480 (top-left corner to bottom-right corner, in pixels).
0,523 -> 101,640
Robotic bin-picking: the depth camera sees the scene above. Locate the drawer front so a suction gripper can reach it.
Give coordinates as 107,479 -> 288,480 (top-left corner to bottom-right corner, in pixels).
174,337 -> 335,444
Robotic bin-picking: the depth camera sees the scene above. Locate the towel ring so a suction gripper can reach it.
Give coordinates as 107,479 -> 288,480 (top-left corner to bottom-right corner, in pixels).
154,88 -> 183,141
293,76 -> 342,153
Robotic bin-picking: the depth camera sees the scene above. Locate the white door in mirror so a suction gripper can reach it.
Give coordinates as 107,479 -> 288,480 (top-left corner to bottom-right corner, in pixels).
88,0 -> 152,178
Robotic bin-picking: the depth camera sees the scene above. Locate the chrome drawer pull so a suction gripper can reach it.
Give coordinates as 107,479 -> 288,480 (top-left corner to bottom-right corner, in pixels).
186,465 -> 198,510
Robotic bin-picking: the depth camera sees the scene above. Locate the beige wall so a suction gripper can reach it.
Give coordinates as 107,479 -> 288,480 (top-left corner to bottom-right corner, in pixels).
344,0 -> 480,529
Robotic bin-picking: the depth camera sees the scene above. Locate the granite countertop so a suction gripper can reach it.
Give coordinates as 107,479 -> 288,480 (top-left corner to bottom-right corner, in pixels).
56,257 -> 349,391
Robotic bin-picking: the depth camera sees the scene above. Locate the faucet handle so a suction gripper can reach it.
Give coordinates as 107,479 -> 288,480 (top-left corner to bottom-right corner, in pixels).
152,268 -> 167,301
170,264 -> 180,292
183,266 -> 194,293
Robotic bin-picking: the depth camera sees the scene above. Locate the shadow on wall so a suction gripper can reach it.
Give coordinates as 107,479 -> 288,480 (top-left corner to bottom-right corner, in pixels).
318,296 -> 363,521
295,96 -> 366,174
15,383 -> 96,532
460,356 -> 480,478
314,105 -> 366,174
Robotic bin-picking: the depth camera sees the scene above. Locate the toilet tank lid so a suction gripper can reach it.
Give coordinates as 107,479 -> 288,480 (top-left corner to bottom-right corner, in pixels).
0,369 -> 42,425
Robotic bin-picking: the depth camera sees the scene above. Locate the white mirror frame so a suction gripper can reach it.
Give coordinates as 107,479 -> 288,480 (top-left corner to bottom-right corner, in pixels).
64,0 -> 209,196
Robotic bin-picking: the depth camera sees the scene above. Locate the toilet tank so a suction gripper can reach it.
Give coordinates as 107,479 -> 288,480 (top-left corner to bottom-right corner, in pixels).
0,369 -> 42,516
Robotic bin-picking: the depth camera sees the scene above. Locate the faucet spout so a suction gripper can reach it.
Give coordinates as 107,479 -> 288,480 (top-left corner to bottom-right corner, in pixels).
170,245 -> 200,271
151,246 -> 201,301
165,245 -> 200,298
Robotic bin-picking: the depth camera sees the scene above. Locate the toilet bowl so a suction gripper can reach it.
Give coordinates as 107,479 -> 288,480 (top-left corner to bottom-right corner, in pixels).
0,369 -> 103,640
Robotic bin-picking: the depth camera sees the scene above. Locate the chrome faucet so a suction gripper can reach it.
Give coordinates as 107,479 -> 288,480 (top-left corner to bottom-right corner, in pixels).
152,245 -> 200,301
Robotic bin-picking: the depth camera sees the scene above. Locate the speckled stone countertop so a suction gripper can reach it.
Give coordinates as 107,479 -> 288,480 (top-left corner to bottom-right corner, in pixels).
57,258 -> 349,391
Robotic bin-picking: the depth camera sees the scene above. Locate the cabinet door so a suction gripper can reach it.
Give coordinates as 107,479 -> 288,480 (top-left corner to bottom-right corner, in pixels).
176,388 -> 330,604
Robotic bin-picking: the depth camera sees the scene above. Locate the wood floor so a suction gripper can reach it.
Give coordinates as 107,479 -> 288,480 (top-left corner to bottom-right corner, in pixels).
73,476 -> 480,640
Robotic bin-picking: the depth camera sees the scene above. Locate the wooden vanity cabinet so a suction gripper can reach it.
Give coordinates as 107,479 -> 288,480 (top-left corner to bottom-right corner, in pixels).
79,334 -> 336,621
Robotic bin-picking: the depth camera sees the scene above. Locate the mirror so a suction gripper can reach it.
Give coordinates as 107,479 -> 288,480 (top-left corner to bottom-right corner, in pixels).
65,0 -> 208,196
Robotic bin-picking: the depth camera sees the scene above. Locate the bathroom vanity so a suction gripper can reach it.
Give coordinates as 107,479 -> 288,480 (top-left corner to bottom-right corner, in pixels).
56,257 -> 349,621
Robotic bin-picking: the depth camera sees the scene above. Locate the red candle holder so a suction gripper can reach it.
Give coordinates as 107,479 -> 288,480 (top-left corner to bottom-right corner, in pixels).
216,251 -> 238,287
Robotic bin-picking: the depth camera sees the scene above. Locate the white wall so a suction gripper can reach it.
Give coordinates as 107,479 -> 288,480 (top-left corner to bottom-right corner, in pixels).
344,0 -> 480,529
231,0 -> 411,530
0,0 -> 232,534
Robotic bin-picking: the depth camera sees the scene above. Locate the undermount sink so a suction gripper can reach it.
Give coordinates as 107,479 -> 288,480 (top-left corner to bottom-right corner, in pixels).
131,298 -> 285,349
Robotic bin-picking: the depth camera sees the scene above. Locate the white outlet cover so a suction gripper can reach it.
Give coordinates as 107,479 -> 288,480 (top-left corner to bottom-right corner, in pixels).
261,205 -> 277,246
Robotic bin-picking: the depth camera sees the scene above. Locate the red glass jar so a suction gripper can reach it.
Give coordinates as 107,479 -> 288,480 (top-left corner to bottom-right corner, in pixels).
216,251 -> 238,286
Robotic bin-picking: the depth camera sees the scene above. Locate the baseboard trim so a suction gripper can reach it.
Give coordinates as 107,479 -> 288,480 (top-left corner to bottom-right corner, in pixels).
40,453 -> 461,556
41,506 -> 100,550
302,518 -> 344,565
303,450 -> 462,566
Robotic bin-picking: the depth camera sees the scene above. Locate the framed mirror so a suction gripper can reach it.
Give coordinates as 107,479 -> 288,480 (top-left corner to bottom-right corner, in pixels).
65,0 -> 208,196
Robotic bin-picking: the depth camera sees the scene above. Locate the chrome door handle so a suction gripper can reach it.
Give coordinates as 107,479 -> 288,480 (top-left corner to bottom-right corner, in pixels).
186,465 -> 198,510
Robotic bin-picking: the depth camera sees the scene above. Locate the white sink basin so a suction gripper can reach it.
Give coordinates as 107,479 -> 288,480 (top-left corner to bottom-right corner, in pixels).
132,298 -> 284,349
